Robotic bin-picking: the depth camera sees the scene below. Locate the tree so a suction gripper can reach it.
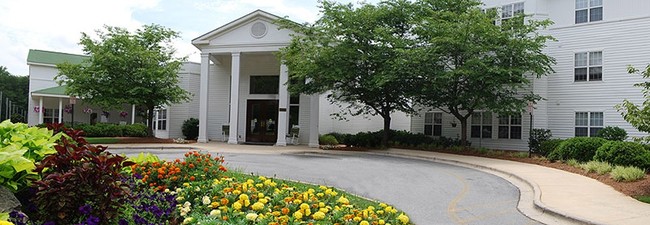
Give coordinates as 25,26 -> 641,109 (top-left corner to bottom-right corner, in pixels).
409,0 -> 555,145
277,0 -> 419,146
0,66 -> 29,122
56,24 -> 190,135
616,64 -> 650,134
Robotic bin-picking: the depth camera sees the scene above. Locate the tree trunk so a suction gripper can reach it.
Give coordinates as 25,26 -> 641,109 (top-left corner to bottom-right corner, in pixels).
382,115 -> 391,148
459,117 -> 468,147
147,106 -> 155,137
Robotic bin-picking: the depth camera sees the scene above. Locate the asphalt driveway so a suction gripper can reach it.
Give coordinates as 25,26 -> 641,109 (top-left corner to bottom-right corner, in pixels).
114,149 -> 541,224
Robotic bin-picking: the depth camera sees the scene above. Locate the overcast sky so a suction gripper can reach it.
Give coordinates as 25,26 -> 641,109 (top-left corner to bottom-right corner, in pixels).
0,0 -> 378,76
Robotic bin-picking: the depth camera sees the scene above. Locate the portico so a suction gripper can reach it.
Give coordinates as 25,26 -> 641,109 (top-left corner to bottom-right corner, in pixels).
192,10 -> 319,147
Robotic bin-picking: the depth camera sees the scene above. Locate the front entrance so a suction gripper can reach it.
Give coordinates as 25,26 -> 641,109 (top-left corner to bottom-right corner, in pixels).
246,100 -> 278,143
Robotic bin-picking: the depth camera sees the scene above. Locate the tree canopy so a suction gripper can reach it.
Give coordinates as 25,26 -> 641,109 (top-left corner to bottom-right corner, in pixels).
0,66 -> 29,122
56,24 -> 190,134
616,64 -> 650,135
409,0 -> 556,145
277,0 -> 419,146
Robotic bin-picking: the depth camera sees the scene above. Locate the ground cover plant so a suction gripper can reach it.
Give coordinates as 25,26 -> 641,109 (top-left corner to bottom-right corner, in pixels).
1,122 -> 412,225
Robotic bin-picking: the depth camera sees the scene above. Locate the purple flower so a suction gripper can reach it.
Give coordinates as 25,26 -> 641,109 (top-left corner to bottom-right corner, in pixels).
118,219 -> 129,225
44,222 -> 56,225
85,215 -> 100,225
79,204 -> 92,215
133,173 -> 143,179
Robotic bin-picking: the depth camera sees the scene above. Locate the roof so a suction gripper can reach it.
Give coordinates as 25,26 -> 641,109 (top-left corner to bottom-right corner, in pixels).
27,49 -> 88,66
32,85 -> 69,97
192,9 -> 288,45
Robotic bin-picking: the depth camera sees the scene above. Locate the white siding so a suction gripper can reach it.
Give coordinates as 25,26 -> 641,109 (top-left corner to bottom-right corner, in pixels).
207,57 -> 232,141
167,62 -> 201,138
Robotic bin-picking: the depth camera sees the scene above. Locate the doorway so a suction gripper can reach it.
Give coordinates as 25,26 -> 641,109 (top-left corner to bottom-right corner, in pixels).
246,100 -> 278,143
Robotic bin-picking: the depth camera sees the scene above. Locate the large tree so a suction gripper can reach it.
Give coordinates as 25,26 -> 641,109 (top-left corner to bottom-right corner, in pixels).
277,0 -> 419,146
616,64 -> 650,135
409,0 -> 555,145
56,24 -> 190,135
0,66 -> 29,122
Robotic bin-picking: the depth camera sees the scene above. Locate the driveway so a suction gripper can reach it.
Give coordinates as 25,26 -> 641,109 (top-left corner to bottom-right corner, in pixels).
113,149 -> 541,225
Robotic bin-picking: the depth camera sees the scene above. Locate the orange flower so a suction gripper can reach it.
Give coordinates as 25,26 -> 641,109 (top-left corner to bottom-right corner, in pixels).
221,198 -> 229,205
190,176 -> 195,181
219,165 -> 227,172
281,207 -> 290,215
189,164 -> 195,169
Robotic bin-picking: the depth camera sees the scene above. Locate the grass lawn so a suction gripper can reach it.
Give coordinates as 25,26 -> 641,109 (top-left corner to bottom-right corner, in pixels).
636,196 -> 650,204
85,137 -> 120,144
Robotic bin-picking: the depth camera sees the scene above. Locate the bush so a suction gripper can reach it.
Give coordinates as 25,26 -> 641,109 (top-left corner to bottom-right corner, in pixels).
319,134 -> 339,146
529,128 -> 552,155
596,126 -> 628,141
74,123 -> 148,137
547,137 -> 606,162
594,141 -> 650,169
123,123 -> 148,137
326,132 -> 352,145
538,139 -> 564,157
0,120 -> 61,192
580,161 -> 613,175
32,124 -> 134,224
610,166 -> 646,182
182,118 -> 200,140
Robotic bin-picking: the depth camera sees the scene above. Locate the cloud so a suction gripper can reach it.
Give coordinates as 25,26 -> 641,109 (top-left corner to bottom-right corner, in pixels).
0,0 -> 159,75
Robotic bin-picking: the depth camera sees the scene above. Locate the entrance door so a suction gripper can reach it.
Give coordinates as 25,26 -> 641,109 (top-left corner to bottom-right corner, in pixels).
246,100 -> 279,143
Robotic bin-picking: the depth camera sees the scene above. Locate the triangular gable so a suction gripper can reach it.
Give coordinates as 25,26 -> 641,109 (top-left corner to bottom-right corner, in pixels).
32,85 -> 69,98
192,10 -> 298,49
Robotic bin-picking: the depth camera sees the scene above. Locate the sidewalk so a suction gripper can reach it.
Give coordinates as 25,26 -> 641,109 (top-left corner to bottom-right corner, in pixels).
107,142 -> 650,225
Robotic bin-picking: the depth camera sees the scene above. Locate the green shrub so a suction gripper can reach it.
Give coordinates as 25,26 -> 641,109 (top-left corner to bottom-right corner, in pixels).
566,159 -> 580,168
596,126 -> 628,141
580,161 -> 613,175
123,123 -> 148,137
326,132 -> 352,145
529,128 -> 552,155
0,120 -> 61,192
319,134 -> 339,146
182,118 -> 199,140
594,141 -> 650,169
547,137 -> 606,162
538,139 -> 564,157
610,166 -> 646,182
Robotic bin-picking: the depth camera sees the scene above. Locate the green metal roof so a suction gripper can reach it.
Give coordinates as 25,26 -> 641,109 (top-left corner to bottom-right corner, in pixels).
32,85 -> 68,96
27,49 -> 88,65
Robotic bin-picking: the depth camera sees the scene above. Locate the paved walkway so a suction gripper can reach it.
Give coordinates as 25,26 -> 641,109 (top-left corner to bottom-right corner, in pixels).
107,142 -> 650,225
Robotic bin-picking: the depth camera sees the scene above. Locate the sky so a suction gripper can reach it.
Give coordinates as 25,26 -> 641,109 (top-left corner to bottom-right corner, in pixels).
0,0 -> 379,76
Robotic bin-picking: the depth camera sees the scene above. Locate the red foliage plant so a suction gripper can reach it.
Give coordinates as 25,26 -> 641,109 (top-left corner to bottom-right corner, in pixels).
31,123 -> 135,225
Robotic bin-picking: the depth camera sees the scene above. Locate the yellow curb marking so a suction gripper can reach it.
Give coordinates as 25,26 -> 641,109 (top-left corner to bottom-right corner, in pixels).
446,171 -> 470,225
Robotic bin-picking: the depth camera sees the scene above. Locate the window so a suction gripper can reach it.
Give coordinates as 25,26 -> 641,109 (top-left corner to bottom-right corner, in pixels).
289,94 -> 300,131
43,108 -> 60,124
498,114 -> 522,139
575,112 -> 603,137
501,2 -> 524,20
250,76 -> 279,94
471,112 -> 492,138
575,51 -> 602,81
576,0 -> 602,24
155,108 -> 167,130
424,112 -> 442,137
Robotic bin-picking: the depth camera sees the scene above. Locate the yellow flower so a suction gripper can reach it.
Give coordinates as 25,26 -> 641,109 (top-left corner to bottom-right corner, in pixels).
259,198 -> 268,204
252,202 -> 265,211
258,193 -> 265,198
353,216 -> 362,222
239,194 -> 249,201
211,202 -> 220,208
397,214 -> 410,224
246,213 -> 258,221
379,220 -> 386,225
183,183 -> 190,187
293,211 -> 303,220
0,221 -> 15,225
337,196 -> 349,204
182,217 -> 193,225
300,203 -> 310,210
312,211 -> 325,220
360,221 -> 370,225
233,201 -> 242,210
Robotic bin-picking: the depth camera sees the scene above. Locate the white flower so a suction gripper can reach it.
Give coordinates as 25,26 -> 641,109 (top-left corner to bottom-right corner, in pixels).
209,209 -> 221,217
202,196 -> 211,205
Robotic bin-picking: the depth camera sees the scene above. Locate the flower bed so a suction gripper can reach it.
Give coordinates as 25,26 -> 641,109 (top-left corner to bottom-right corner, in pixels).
2,122 -> 412,225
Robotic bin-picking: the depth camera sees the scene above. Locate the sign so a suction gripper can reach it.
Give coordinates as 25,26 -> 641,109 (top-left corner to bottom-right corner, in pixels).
69,96 -> 77,105
527,101 -> 534,113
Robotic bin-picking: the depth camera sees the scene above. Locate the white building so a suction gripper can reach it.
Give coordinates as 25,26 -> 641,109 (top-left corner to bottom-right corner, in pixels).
412,0 -> 650,150
27,1 -> 650,150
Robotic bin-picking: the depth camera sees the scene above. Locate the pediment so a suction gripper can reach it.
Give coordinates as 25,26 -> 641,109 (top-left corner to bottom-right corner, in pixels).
192,10 -> 297,49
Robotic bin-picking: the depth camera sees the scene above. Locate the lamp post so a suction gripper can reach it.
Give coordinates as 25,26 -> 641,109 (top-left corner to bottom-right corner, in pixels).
70,96 -> 76,127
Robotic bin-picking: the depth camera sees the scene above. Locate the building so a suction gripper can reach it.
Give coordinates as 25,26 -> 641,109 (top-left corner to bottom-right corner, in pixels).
411,0 -> 650,150
27,1 -> 650,150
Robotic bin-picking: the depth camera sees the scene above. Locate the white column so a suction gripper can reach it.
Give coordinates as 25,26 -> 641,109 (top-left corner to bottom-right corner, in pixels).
198,53 -> 210,143
308,94 -> 320,147
228,52 -> 241,144
131,105 -> 136,124
276,63 -> 289,146
38,97 -> 43,124
58,98 -> 63,123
